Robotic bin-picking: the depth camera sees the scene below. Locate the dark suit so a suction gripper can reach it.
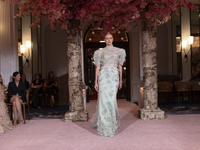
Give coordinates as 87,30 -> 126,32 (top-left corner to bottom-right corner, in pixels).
7,81 -> 26,102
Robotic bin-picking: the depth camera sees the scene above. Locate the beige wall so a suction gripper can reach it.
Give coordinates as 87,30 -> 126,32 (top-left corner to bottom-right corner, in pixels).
41,17 -> 69,105
22,16 -> 32,83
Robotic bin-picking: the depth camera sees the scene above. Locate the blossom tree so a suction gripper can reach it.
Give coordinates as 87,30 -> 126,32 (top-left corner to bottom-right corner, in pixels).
133,0 -> 195,120
5,0 -> 142,122
1,0 -> 195,121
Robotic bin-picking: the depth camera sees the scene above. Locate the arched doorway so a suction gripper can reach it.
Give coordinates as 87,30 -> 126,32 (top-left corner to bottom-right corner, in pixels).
83,27 -> 131,102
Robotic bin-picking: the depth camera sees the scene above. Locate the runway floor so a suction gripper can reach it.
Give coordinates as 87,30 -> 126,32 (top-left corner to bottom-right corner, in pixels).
0,99 -> 200,150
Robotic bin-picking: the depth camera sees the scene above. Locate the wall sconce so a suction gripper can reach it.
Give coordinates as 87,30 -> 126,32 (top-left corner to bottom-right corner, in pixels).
189,36 -> 194,45
26,41 -> 31,49
20,42 -> 30,67
20,45 -> 25,54
182,36 -> 193,63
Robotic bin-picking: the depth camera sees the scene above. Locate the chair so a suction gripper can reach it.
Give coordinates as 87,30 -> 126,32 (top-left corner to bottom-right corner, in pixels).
157,82 -> 173,102
6,90 -> 30,124
174,81 -> 191,103
189,81 -> 200,103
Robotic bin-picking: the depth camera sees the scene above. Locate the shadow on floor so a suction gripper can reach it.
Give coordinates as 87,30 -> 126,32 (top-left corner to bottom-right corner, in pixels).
158,102 -> 200,115
27,105 -> 69,119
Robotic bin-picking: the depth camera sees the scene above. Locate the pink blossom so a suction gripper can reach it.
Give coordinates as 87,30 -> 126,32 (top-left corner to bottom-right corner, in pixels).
1,0 -> 196,34
187,2 -> 195,10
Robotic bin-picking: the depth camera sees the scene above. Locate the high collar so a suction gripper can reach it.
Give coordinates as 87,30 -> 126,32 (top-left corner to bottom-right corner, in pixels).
106,44 -> 113,50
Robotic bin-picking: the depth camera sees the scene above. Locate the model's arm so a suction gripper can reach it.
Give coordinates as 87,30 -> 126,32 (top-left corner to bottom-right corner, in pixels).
94,65 -> 100,92
118,64 -> 122,89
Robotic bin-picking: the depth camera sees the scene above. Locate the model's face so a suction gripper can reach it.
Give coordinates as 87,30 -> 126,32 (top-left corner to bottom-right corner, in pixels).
14,74 -> 20,81
104,34 -> 113,46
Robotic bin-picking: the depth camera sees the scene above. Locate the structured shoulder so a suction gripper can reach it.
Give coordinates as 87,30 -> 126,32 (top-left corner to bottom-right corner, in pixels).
94,49 -> 100,54
119,48 -> 126,53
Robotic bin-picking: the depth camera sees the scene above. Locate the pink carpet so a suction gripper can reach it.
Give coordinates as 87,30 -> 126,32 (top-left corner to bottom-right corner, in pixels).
0,99 -> 200,150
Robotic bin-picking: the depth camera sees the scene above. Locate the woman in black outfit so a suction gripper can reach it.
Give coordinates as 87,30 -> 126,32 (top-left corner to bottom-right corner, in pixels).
8,72 -> 26,126
21,74 -> 29,90
30,73 -> 43,108
44,71 -> 58,107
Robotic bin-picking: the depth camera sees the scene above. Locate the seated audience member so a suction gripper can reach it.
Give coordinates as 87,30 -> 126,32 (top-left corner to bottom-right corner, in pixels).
21,74 -> 29,90
0,74 -> 14,132
8,72 -> 26,126
30,73 -> 43,108
44,71 -> 58,108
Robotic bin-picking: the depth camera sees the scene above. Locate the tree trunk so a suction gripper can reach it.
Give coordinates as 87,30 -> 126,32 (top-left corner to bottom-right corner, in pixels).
139,19 -> 164,120
64,27 -> 88,122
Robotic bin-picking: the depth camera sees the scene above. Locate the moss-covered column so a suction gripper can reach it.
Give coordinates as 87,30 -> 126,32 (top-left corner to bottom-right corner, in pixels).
64,25 -> 88,122
139,19 -> 165,120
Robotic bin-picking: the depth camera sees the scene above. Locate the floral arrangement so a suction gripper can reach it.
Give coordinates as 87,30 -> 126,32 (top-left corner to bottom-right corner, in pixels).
2,0 -> 196,34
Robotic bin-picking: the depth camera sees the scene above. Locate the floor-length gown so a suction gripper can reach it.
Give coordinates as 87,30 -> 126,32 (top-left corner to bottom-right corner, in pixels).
0,85 -> 14,133
92,45 -> 126,137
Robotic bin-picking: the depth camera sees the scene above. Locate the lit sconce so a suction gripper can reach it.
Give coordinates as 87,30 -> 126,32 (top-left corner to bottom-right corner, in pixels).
121,37 -> 124,41
20,45 -> 25,54
182,36 -> 194,63
182,40 -> 188,62
189,36 -> 194,45
124,67 -> 126,70
182,40 -> 187,50
89,38 -> 92,41
26,41 -> 31,49
92,31 -> 95,34
20,40 -> 31,67
118,31 -> 121,34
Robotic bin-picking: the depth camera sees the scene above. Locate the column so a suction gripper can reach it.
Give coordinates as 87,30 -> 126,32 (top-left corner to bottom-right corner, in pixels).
64,27 -> 88,122
181,7 -> 191,81
139,19 -> 165,120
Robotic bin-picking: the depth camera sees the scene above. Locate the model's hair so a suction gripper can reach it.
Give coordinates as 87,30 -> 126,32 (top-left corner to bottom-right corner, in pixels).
12,71 -> 20,81
104,32 -> 113,38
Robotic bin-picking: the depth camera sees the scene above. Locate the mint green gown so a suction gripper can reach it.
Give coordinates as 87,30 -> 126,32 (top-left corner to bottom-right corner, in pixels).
92,45 -> 126,137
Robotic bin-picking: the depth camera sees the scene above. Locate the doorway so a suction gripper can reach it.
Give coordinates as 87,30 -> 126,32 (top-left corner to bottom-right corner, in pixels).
83,28 -> 131,102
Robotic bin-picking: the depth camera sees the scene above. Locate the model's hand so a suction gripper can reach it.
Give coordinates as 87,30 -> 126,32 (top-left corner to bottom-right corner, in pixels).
94,83 -> 99,92
119,80 -> 122,89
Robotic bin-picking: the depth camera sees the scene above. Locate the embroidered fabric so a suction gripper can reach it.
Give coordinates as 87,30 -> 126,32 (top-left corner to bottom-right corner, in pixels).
92,45 -> 126,137
0,85 -> 14,133
93,45 -> 126,68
